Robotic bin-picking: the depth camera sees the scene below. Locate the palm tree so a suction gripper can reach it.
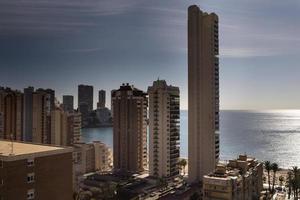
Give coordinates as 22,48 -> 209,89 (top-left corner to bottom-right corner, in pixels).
279,175 -> 284,187
264,161 -> 272,192
177,159 -> 187,175
271,163 -> 279,193
292,166 -> 299,198
181,159 -> 187,175
286,171 -> 292,199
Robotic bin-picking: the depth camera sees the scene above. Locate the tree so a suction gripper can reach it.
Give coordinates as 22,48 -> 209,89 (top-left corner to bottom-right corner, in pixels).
286,171 -> 292,199
271,163 -> 279,193
264,161 -> 272,192
177,159 -> 187,175
292,166 -> 299,198
181,159 -> 187,175
279,175 -> 284,187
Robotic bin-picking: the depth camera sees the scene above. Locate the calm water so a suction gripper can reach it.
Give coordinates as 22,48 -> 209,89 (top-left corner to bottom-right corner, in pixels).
82,110 -> 300,169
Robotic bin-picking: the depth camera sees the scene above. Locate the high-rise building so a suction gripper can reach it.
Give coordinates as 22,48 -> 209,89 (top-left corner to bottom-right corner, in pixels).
112,84 -> 148,173
67,111 -> 81,145
148,80 -> 180,178
63,95 -> 74,112
78,85 -> 93,111
78,85 -> 93,127
51,107 -> 68,145
0,88 -> 23,141
37,88 -> 55,111
97,90 -> 106,109
34,88 -> 55,144
0,140 -> 73,200
23,86 -> 34,142
188,5 -> 220,183
32,90 -> 51,144
0,112 -> 3,136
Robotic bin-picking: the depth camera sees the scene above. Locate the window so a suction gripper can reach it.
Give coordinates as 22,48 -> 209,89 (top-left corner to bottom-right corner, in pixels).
27,173 -> 35,183
27,159 -> 34,167
27,189 -> 35,199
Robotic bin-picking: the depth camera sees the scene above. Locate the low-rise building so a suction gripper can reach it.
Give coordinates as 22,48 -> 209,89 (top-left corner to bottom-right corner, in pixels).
203,154 -> 263,200
0,140 -> 73,200
73,141 -> 112,191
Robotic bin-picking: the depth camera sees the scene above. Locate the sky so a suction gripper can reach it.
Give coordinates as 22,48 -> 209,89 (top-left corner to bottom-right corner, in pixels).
0,0 -> 299,110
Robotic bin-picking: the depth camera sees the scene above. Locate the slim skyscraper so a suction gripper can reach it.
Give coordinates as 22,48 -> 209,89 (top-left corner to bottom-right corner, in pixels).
78,85 -> 93,127
23,86 -> 34,141
97,90 -> 106,109
188,5 -> 220,183
78,85 -> 93,111
148,80 -> 180,178
63,95 -> 74,112
112,84 -> 148,173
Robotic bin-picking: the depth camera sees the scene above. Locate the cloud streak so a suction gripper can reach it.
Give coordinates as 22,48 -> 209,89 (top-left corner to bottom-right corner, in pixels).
0,0 -> 143,35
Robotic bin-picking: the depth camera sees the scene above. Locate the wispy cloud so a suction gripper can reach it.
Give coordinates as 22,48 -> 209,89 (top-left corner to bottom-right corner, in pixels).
0,0 -> 143,35
64,47 -> 104,53
220,47 -> 281,58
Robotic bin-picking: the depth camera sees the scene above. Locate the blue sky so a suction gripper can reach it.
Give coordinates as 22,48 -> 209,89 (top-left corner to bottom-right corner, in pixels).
0,0 -> 299,110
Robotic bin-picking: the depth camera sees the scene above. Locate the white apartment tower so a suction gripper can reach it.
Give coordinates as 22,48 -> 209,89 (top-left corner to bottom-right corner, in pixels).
148,80 -> 180,178
188,5 -> 220,183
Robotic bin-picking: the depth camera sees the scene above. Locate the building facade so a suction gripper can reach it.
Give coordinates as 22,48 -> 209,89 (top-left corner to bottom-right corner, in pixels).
23,86 -> 34,142
67,111 -> 82,145
63,95 -> 74,112
73,142 -> 112,191
0,140 -> 73,200
148,80 -> 180,178
51,107 -> 68,145
32,90 -> 51,144
78,85 -> 93,112
112,84 -> 148,173
97,90 -> 106,109
188,5 -> 220,183
203,155 -> 263,200
0,88 -> 23,141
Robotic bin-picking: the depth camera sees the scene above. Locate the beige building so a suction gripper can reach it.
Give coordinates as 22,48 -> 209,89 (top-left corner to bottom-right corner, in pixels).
188,5 -> 220,183
73,142 -> 112,191
0,88 -> 23,141
51,107 -> 81,146
32,90 -> 51,144
112,84 -> 148,173
0,112 -> 3,137
93,141 -> 113,171
0,140 -> 73,200
67,111 -> 81,145
148,80 -> 180,178
51,107 -> 68,145
203,155 -> 263,200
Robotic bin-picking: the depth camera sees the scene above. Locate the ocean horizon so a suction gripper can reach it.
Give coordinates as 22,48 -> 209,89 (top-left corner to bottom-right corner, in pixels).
82,109 -> 300,169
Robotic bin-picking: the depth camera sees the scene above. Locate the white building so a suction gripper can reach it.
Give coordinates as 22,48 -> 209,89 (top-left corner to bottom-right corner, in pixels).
148,80 -> 180,178
188,5 -> 220,183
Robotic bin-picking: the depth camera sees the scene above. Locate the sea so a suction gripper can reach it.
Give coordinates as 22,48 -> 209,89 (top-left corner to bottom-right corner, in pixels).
82,110 -> 300,169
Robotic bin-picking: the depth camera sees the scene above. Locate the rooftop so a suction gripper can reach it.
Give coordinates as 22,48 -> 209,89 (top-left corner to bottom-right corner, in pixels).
0,140 -> 72,161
